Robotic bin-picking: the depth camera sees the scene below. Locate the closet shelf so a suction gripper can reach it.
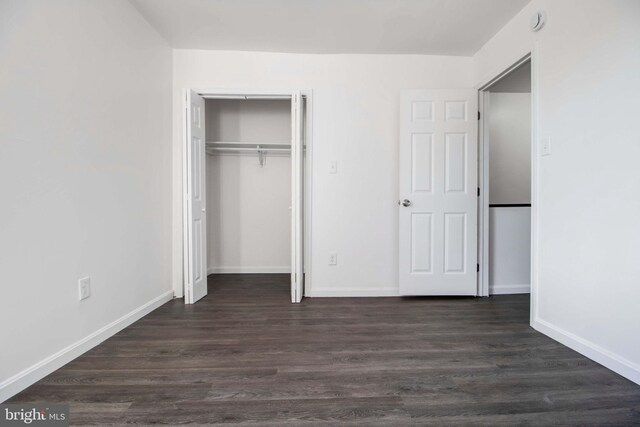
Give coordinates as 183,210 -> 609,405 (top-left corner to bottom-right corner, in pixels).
206,141 -> 290,148
205,141 -> 291,167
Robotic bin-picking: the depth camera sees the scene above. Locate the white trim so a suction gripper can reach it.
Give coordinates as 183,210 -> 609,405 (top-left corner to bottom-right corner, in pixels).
489,284 -> 530,295
193,88 -> 299,97
303,91 -> 314,298
309,288 -> 399,298
533,318 -> 640,386
0,290 -> 174,403
529,42 -> 540,325
478,91 -> 491,297
207,266 -> 290,274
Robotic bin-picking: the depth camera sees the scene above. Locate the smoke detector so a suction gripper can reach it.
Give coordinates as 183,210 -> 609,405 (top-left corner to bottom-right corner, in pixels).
530,11 -> 546,32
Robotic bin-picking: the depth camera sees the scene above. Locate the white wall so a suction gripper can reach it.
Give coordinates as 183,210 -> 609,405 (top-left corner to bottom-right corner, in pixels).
206,99 -> 291,143
0,0 -> 173,400
206,99 -> 291,273
489,207 -> 531,294
474,0 -> 640,384
173,51 -> 474,296
489,93 -> 531,205
207,155 -> 291,273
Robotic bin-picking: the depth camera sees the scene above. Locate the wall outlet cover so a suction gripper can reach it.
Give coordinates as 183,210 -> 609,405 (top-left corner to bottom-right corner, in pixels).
328,252 -> 338,265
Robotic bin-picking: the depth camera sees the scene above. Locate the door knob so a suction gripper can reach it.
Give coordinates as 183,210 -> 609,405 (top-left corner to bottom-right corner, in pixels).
400,199 -> 411,207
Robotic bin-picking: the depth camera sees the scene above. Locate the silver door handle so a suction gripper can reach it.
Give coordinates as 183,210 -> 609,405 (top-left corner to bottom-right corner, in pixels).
399,199 -> 411,207
202,208 -> 206,212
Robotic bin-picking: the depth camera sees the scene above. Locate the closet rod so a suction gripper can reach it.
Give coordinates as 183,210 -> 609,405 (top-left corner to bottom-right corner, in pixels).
202,95 -> 292,100
206,141 -> 290,148
206,147 -> 290,152
206,144 -> 290,167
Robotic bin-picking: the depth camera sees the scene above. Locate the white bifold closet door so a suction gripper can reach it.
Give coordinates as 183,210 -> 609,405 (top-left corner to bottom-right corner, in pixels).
399,90 -> 478,296
184,90 -> 208,304
290,91 -> 304,303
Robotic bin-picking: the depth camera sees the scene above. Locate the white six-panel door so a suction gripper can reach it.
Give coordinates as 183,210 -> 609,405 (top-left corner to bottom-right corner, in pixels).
184,90 -> 207,304
399,90 -> 478,295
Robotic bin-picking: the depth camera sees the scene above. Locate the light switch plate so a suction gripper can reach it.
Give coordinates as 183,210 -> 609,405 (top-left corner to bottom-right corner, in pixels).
78,276 -> 91,301
541,137 -> 552,156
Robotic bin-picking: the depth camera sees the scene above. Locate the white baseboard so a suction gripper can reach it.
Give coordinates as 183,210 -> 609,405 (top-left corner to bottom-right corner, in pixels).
309,288 -> 399,297
0,290 -> 174,403
207,266 -> 290,274
490,284 -> 531,295
533,317 -> 640,386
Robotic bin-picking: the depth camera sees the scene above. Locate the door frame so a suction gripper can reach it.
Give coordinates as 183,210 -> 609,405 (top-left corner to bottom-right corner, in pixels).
181,88 -> 314,301
476,48 -> 539,324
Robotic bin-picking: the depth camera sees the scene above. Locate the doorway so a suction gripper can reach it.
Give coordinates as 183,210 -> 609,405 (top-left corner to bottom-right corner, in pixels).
182,90 -> 311,304
478,56 -> 534,298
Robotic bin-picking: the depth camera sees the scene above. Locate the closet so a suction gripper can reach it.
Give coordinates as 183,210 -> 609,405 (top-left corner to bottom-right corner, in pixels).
183,91 -> 307,305
205,99 -> 292,276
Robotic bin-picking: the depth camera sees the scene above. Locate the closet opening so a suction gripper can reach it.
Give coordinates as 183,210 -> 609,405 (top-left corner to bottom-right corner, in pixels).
182,90 -> 311,305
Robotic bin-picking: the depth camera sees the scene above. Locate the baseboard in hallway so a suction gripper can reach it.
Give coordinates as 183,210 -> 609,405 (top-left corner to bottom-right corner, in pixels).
489,284 -> 530,295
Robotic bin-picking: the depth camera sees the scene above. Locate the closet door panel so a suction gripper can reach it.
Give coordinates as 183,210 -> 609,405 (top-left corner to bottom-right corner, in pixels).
290,91 -> 304,303
184,90 -> 208,304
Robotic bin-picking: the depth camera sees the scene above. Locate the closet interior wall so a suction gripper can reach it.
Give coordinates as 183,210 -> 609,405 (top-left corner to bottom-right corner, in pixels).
205,99 -> 292,274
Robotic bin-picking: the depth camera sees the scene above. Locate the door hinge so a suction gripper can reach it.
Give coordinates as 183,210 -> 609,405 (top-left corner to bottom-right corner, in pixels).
477,111 -> 481,120
477,187 -> 480,197
477,263 -> 480,272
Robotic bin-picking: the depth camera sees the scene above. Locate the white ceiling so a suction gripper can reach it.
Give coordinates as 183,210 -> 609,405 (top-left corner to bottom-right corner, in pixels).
130,0 -> 530,56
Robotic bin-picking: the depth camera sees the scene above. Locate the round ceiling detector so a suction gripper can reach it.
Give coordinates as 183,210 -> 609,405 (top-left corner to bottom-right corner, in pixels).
530,11 -> 546,32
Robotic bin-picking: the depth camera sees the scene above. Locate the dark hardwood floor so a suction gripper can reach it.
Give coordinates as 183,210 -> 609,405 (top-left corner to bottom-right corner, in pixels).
9,274 -> 640,425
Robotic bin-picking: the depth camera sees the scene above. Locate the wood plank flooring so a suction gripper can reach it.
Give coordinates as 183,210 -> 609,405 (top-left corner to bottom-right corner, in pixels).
9,274 -> 640,425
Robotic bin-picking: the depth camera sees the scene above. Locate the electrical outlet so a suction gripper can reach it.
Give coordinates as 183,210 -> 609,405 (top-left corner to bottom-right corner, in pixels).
329,160 -> 338,174
328,252 -> 338,265
78,276 -> 91,301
